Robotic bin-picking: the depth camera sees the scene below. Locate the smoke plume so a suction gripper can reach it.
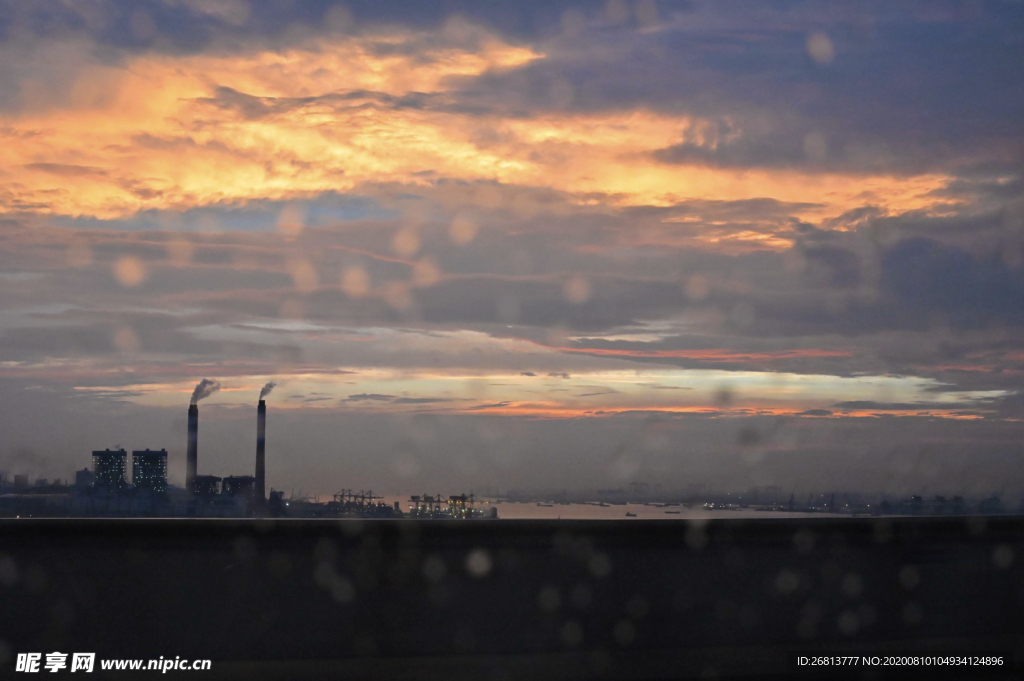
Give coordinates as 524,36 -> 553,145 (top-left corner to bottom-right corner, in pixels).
259,382 -> 277,400
190,378 -> 221,404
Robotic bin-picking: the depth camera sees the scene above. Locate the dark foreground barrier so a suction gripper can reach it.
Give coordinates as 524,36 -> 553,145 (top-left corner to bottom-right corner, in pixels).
0,517 -> 1021,679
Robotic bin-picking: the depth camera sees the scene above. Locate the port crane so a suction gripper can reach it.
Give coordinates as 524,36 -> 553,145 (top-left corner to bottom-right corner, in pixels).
332,489 -> 383,505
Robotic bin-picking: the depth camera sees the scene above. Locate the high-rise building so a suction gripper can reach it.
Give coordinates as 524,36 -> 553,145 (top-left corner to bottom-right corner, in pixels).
92,449 -> 127,490
132,449 -> 168,492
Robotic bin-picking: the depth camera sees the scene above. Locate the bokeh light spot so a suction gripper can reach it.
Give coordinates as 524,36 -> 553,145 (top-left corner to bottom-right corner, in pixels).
807,32 -> 835,64
112,256 -> 146,287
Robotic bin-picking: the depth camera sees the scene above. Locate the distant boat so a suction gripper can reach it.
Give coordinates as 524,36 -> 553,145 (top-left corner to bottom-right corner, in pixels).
625,512 -> 637,517
664,510 -> 681,514
537,503 -> 554,507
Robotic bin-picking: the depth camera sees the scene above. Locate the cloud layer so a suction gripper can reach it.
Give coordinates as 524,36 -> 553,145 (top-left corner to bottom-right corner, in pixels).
1,1 -> 1023,496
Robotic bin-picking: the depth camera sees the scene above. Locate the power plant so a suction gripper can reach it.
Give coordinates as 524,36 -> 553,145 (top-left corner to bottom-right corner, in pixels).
0,377 -> 496,519
178,379 -> 267,515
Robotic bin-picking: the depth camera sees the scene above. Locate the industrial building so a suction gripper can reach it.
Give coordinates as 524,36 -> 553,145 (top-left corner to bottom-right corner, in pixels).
0,385 -> 485,519
75,468 -> 94,487
222,475 -> 255,498
92,449 -> 126,490
192,475 -> 222,497
179,399 -> 266,516
0,389 -> 269,517
132,449 -> 168,493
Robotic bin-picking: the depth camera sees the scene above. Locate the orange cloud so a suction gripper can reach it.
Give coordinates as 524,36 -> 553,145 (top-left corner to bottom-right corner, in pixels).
0,32 -> 541,219
0,26 -> 955,230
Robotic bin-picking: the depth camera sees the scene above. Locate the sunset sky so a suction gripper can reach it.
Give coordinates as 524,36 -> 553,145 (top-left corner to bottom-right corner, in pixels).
2,1 -> 1023,496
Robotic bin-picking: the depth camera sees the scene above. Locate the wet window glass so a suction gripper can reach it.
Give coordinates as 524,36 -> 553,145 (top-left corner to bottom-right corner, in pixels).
1,2 -> 1021,677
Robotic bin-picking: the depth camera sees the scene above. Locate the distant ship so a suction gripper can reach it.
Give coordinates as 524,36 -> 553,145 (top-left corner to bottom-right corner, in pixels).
625,512 -> 637,517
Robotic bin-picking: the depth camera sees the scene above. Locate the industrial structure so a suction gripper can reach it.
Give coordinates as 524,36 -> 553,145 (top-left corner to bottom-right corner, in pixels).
0,379 -> 496,519
186,403 -> 198,493
255,399 -> 266,502
92,449 -> 127,490
222,475 -> 255,498
132,449 -> 168,492
191,475 -> 222,498
75,468 -> 94,487
406,493 -> 496,519
181,396 -> 264,514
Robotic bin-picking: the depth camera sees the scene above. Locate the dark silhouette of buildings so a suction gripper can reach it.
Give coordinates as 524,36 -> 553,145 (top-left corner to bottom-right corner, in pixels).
92,449 -> 126,490
75,468 -> 94,487
132,449 -> 168,493
223,475 -> 255,498
192,475 -> 221,497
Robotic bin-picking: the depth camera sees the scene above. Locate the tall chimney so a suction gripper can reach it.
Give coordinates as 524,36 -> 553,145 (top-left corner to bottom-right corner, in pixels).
255,399 -> 266,501
187,404 -> 198,493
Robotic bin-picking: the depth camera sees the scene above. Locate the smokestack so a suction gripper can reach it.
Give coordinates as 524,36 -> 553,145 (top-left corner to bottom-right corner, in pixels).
187,404 -> 198,493
259,382 -> 276,400
255,399 -> 266,501
191,378 -> 220,405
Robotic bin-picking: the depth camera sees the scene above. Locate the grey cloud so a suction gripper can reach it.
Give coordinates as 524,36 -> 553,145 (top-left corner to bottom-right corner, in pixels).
799,244 -> 864,289
392,397 -> 452,404
3,191 -> 1021,390
195,86 -> 498,122
796,409 -> 832,417
342,393 -> 396,402
450,4 -> 1024,177
24,163 -> 108,177
880,238 -> 1024,329
0,307 -> 300,363
465,401 -> 510,410
411,275 -> 685,330
5,199 -> 1016,387
831,400 -> 972,412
